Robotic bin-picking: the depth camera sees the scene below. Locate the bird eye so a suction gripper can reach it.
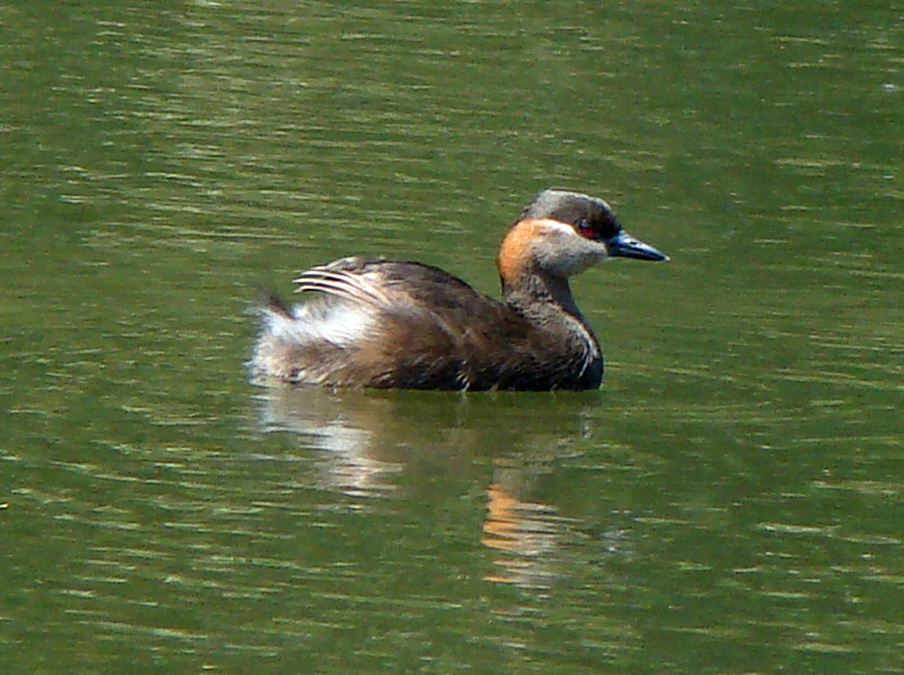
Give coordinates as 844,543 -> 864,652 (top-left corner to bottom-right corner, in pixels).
576,219 -> 595,238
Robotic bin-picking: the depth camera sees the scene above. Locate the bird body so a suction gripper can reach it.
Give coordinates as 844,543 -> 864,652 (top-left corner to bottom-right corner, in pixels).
251,189 -> 666,391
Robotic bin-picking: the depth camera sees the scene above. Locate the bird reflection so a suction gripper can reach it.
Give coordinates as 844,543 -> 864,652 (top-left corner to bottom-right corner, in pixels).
255,384 -> 605,589
482,482 -> 571,589
258,386 -> 403,499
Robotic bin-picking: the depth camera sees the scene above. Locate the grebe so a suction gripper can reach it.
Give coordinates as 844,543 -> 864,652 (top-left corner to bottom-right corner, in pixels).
251,189 -> 667,390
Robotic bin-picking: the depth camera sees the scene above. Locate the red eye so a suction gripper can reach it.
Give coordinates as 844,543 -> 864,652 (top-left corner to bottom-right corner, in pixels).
576,219 -> 595,238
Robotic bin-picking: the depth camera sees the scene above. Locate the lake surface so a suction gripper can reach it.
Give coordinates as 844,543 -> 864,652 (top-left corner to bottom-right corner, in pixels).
2,1 -> 902,673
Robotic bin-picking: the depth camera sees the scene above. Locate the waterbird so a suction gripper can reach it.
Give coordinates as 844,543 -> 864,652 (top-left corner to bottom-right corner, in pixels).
251,189 -> 667,390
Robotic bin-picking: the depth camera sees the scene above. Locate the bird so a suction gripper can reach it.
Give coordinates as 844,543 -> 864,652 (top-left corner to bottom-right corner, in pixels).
251,189 -> 667,391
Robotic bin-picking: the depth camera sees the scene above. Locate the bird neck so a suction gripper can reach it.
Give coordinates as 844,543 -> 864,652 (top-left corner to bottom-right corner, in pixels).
500,269 -> 585,324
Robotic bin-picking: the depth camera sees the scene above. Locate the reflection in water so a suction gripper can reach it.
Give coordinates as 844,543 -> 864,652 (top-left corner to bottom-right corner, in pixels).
256,384 -> 607,590
258,386 -> 403,499
483,482 -> 570,590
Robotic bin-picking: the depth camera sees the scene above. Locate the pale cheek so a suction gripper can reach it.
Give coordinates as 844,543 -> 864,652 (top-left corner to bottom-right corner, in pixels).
530,225 -> 609,276
571,243 -> 608,269
575,250 -> 608,273
545,250 -> 603,276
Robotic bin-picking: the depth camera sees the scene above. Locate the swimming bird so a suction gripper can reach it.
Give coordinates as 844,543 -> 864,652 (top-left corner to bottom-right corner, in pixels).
251,189 -> 667,390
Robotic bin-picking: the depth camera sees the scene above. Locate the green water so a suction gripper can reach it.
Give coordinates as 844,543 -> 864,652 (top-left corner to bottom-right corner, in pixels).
2,1 -> 902,673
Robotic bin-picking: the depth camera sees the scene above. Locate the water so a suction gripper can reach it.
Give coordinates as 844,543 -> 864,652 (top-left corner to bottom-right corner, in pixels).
2,1 -> 902,673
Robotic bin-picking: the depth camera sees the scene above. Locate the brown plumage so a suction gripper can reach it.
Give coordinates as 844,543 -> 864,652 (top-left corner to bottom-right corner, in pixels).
251,189 -> 667,391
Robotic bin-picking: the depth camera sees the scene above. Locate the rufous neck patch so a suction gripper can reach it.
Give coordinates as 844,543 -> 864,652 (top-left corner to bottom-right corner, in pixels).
496,218 -> 557,283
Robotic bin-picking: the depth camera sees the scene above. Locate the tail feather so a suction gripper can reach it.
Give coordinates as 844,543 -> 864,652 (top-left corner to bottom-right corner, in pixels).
255,285 -> 295,320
